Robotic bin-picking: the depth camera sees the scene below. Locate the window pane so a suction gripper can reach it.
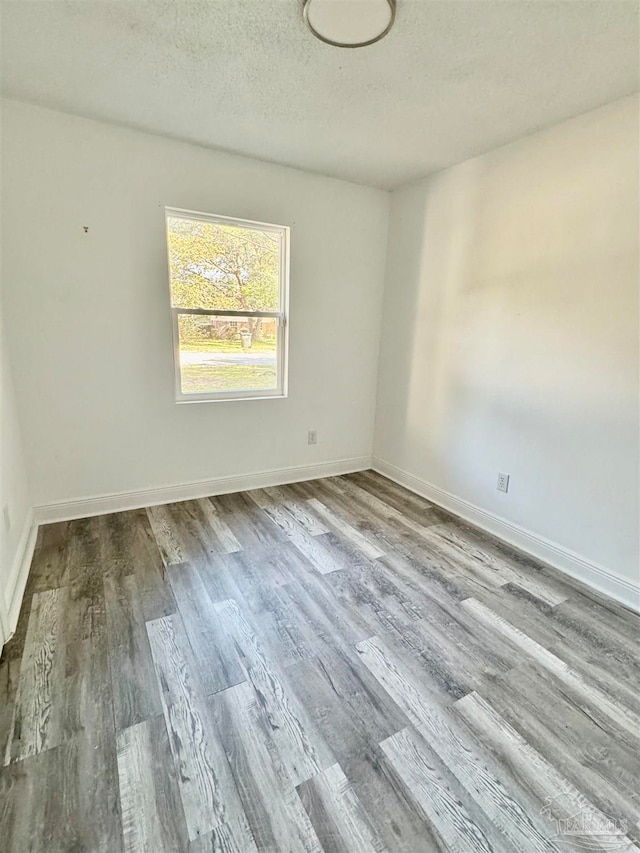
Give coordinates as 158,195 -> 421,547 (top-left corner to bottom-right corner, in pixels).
167,215 -> 281,312
177,314 -> 278,395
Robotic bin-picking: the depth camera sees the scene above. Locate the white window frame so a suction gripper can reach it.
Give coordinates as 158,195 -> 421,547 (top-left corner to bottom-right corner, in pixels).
165,207 -> 290,403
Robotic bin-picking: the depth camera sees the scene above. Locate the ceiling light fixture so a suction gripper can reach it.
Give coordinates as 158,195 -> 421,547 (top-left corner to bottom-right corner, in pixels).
303,0 -> 396,49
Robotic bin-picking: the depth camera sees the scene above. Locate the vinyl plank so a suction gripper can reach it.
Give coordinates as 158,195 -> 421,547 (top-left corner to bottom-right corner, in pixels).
332,477 -> 456,548
64,516 -> 102,568
306,497 -> 386,559
116,715 -> 188,853
62,625 -> 113,742
167,501 -> 232,562
0,590 -> 32,668
297,762 -> 388,853
347,470 -> 426,505
380,726 -> 500,853
146,613 -> 250,842
168,563 -> 245,694
4,472 -> 640,851
192,552 -> 240,604
214,597 -> 335,785
283,479 -> 322,500
426,522 -> 568,606
188,822 -> 259,853
358,476 -> 455,528
317,476 -> 403,522
302,479 -> 405,555
472,583 -> 640,715
278,573 -> 375,655
356,636 -> 560,853
246,491 -> 311,540
263,484 -> 329,535
324,560 -> 505,701
67,570 -> 105,644
547,598 -> 640,682
104,572 -> 163,730
449,519 -> 577,600
286,657 -> 423,850
5,587 -> 68,764
0,738 -> 123,853
245,489 -> 349,574
461,597 -> 640,743
343,749 -> 444,853
417,527 -> 513,589
230,564 -> 309,668
479,664 -> 640,837
212,680 -> 323,853
132,557 -> 178,627
99,508 -> 178,622
54,623 -> 122,850
346,472 -> 448,526
64,543 -> 107,643
374,548 -> 519,668
569,589 -> 640,644
195,498 -> 242,554
288,527 -> 348,575
0,748 -> 48,852
45,734 -> 123,853
286,656 -> 409,763
97,508 -> 164,567
323,566 -> 464,693
324,476 -> 423,530
225,540 -> 313,592
146,504 -> 186,566
209,492 -> 288,548
0,589 -> 33,760
56,723 -> 122,852
2,730 -> 122,852
0,656 -> 21,761
272,570 -> 380,677
376,546 -> 485,607
321,528 -> 377,568
455,691 -> 639,852
23,521 -> 69,594
147,503 -> 233,616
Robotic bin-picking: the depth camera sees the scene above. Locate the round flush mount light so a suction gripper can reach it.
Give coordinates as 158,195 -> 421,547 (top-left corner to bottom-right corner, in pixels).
304,0 -> 396,48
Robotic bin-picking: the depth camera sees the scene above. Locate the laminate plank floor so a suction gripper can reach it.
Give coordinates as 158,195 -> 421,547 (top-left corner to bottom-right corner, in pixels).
1,471 -> 638,852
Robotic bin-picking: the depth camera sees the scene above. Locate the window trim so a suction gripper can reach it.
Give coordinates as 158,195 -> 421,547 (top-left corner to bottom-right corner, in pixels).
165,207 -> 290,403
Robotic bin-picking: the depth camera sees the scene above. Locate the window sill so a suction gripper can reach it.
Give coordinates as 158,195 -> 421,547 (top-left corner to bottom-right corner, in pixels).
175,393 -> 288,404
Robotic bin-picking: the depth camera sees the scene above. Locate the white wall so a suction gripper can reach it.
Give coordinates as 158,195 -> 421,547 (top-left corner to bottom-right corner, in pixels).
375,96 -> 639,600
2,95 -> 638,611
1,100 -> 389,510
0,315 -> 33,641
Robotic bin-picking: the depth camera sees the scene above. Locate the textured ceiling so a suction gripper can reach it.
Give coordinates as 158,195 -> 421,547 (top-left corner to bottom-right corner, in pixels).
1,0 -> 638,189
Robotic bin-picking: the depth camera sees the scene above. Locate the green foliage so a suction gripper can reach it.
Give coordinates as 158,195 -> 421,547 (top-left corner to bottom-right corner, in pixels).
167,217 -> 280,312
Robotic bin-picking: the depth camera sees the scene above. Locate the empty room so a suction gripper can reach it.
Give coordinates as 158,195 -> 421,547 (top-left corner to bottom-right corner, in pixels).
0,1 -> 638,851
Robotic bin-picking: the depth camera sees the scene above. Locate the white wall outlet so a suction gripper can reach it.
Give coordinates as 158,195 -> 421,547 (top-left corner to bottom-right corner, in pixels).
2,504 -> 11,531
497,473 -> 510,493
307,429 -> 318,445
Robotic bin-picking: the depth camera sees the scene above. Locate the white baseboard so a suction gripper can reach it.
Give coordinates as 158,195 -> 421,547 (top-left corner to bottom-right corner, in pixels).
2,456 -> 370,648
2,509 -> 38,645
33,456 -> 373,525
372,457 -> 640,613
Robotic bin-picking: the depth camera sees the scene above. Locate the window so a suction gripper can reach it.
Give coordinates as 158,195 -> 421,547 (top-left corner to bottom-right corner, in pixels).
165,208 -> 289,402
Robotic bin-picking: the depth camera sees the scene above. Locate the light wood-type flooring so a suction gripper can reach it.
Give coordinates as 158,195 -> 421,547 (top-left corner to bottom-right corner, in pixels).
1,470 -> 639,852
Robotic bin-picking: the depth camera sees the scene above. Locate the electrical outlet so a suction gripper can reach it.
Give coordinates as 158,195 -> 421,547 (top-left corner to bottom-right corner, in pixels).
307,429 -> 317,445
497,473 -> 510,493
2,504 -> 10,532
